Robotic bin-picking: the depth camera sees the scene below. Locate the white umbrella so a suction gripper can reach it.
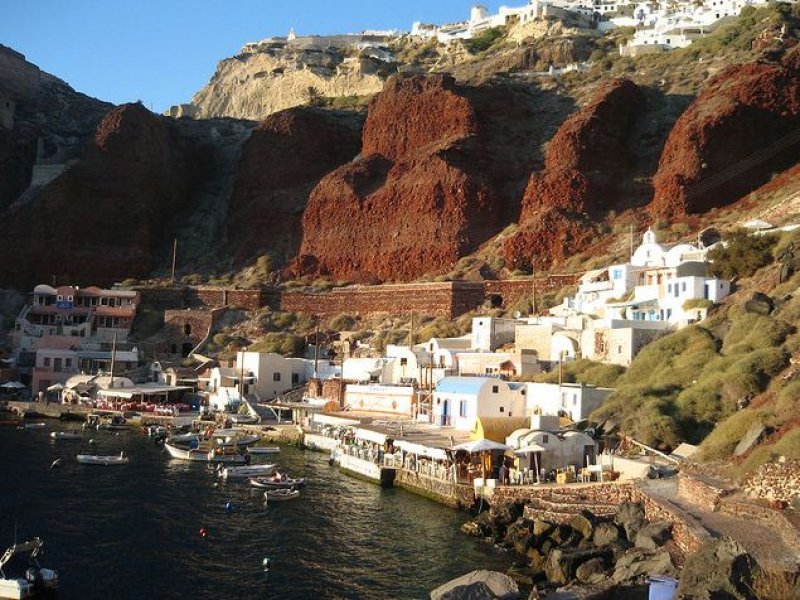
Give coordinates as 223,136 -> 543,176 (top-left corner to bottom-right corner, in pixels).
47,383 -> 65,392
515,444 -> 546,454
453,439 -> 510,453
1,381 -> 26,389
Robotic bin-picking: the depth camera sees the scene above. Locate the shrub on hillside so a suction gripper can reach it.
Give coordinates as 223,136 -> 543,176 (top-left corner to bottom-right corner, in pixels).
467,27 -> 505,54
330,313 -> 356,331
708,229 -> 777,279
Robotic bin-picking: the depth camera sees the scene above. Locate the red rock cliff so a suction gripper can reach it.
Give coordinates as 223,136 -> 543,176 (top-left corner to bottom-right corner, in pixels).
504,78 -> 645,271
0,103 -> 207,288
291,74 -> 512,283
649,59 -> 800,219
227,107 -> 363,265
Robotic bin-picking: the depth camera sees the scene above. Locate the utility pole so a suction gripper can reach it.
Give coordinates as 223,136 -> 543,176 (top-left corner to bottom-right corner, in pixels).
313,324 -> 320,378
109,332 -> 117,388
409,311 -> 415,347
171,238 -> 178,284
629,222 -> 634,261
239,348 -> 245,401
531,268 -> 537,317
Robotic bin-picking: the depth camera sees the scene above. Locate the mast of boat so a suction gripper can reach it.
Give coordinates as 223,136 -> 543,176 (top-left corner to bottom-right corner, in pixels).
109,332 -> 117,388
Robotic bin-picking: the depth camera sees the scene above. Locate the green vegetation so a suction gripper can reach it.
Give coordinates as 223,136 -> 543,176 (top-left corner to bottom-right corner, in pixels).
682,298 -> 714,311
592,302 -> 793,450
329,313 -> 356,331
708,229 -> 777,279
248,332 -> 305,356
467,27 -> 506,54
522,358 -> 626,389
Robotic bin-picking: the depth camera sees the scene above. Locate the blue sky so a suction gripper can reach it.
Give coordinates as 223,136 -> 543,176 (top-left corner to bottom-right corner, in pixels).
1,0 -> 504,113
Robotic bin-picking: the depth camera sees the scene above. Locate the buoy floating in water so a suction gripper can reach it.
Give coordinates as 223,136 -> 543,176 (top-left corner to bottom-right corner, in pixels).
225,501 -> 233,513
262,557 -> 271,572
50,458 -> 61,469
199,527 -> 208,538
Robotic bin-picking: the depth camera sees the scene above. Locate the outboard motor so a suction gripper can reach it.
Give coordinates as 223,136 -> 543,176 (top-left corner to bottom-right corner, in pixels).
25,567 -> 43,586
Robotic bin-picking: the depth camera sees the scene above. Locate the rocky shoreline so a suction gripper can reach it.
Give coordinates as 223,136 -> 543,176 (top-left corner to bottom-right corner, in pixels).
446,500 -> 788,599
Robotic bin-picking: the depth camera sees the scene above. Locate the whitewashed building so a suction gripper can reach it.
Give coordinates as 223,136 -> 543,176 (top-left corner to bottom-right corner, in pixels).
526,382 -> 613,422
432,376 -> 527,430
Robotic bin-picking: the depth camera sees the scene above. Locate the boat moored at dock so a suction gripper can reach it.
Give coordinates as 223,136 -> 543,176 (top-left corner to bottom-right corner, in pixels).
163,442 -> 248,464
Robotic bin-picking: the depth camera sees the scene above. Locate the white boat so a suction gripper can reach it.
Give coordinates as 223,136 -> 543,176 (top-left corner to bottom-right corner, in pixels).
84,414 -> 130,431
167,432 -> 261,448
50,431 -> 82,440
247,446 -> 280,455
218,463 -> 277,480
22,422 -> 46,430
250,476 -> 304,489
263,489 -> 300,502
76,453 -> 130,466
163,442 -> 247,464
0,537 -> 59,599
229,414 -> 258,424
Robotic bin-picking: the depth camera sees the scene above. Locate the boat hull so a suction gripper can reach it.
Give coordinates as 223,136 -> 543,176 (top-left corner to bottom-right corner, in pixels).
76,454 -> 129,466
250,477 -> 304,490
247,446 -> 280,455
164,443 -> 247,464
263,490 -> 300,502
219,464 -> 276,479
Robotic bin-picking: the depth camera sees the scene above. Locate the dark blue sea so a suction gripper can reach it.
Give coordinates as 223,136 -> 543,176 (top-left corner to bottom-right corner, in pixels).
0,423 -> 510,599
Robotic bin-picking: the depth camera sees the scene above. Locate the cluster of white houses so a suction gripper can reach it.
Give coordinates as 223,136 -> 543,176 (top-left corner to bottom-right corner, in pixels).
410,0 -> 770,53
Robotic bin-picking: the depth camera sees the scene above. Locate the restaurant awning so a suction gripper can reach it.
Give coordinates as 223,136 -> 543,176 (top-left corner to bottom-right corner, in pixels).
355,427 -> 390,445
394,440 -> 449,461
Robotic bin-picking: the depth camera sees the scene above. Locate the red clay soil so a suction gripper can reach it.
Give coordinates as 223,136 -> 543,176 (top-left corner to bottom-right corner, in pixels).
291,74 -> 508,282
0,103 -> 206,289
227,107 -> 363,264
649,59 -> 800,220
504,79 -> 645,271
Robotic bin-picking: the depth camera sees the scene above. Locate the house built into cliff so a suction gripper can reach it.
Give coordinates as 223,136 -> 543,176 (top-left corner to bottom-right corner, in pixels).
11,285 -> 140,394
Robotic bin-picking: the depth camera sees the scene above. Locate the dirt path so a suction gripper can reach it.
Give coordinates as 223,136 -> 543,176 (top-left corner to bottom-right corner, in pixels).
641,478 -> 800,571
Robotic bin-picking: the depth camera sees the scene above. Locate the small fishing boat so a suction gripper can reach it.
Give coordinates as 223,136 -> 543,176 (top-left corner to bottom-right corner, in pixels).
163,442 -> 247,464
84,414 -> 130,431
229,414 -> 258,424
50,431 -> 82,440
21,422 -> 46,430
144,425 -> 168,437
249,476 -> 304,490
0,537 -> 59,599
76,452 -> 130,466
247,446 -> 280,455
263,489 -> 300,502
168,432 -> 261,448
217,463 -> 276,480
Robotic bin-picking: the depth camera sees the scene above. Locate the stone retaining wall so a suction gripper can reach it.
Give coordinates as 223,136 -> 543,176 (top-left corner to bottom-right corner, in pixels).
492,482 -> 709,556
678,473 -> 733,511
395,469 -> 475,509
742,459 -> 800,504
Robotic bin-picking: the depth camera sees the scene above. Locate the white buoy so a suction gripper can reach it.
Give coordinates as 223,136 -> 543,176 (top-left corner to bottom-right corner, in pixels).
50,458 -> 61,469
262,557 -> 271,571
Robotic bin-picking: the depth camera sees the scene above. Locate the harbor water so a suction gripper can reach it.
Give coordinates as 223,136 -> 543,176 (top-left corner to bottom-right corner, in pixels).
0,424 -> 511,599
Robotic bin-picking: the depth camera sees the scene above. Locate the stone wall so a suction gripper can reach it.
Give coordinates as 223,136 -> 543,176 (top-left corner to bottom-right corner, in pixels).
136,286 -> 279,311
483,275 -> 579,309
163,308 -> 224,356
281,277 -> 580,318
280,281 -> 485,318
678,473 -> 733,511
742,459 -> 800,505
395,469 -> 476,509
494,482 -> 710,556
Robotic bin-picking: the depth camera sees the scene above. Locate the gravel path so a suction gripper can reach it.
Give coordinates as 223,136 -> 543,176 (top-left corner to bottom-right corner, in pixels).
641,478 -> 800,571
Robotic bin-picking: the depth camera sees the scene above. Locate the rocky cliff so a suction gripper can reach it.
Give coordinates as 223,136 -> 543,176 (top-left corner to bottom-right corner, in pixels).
649,55 -> 800,220
504,79 -> 646,271
0,104 -> 211,288
186,46 -> 391,120
227,107 -> 363,265
290,74 -> 551,282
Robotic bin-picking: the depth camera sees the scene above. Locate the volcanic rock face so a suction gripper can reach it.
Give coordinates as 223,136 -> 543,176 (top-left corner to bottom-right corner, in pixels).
649,60 -> 800,220
0,103 -> 208,288
227,107 -> 363,264
292,74 -> 528,282
504,79 -> 645,271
